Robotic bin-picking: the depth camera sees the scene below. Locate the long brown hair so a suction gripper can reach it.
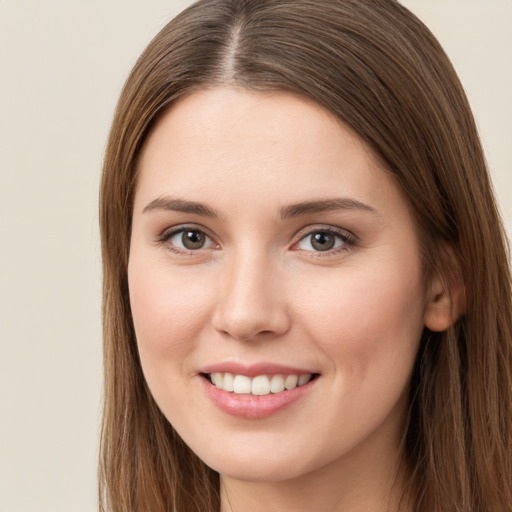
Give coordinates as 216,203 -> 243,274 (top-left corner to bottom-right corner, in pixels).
99,1 -> 512,510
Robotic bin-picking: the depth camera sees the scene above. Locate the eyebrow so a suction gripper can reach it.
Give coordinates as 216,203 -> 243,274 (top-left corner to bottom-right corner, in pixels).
279,198 -> 378,218
142,196 -> 378,220
142,196 -> 221,218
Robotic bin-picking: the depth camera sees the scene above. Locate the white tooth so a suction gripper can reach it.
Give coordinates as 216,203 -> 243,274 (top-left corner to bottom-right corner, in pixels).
270,374 -> 285,393
233,375 -> 252,394
212,372 -> 224,388
223,372 -> 234,392
284,374 -> 299,390
251,375 -> 271,396
298,374 -> 312,386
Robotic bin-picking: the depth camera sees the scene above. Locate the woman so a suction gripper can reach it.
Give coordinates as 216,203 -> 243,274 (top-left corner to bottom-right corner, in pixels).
99,1 -> 512,510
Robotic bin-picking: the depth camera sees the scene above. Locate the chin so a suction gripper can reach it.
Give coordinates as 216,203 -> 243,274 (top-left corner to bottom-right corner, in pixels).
210,457 -> 308,483
186,434 -> 325,483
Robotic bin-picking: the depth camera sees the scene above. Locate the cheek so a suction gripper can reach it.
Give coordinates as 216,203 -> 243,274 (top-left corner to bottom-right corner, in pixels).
128,260 -> 214,383
292,265 -> 425,448
294,260 -> 425,377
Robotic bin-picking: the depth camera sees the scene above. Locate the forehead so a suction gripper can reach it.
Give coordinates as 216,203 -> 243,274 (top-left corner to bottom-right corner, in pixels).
134,87 -> 406,223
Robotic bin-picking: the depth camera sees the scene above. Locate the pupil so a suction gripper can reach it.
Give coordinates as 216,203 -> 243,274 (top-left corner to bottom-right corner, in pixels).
312,232 -> 334,251
183,230 -> 205,249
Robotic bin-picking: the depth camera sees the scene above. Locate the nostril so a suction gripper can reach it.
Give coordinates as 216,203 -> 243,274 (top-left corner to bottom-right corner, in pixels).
211,272 -> 291,340
213,310 -> 291,342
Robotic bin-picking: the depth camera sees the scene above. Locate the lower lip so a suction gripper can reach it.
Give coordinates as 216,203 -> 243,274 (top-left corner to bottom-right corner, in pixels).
201,376 -> 318,419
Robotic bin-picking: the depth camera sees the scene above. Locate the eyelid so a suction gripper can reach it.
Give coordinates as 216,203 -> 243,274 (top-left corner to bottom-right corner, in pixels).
155,223 -> 357,255
291,224 -> 357,252
156,223 -> 219,252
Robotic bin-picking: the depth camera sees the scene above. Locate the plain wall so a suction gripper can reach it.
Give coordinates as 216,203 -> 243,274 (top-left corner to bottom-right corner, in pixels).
0,1 -> 510,511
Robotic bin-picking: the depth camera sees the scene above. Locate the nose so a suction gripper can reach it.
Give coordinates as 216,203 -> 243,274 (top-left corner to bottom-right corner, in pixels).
212,252 -> 291,341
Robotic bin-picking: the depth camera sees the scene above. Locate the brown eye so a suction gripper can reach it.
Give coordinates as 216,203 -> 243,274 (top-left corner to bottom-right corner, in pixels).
166,228 -> 215,251
310,232 -> 336,251
182,230 -> 206,249
296,229 -> 352,253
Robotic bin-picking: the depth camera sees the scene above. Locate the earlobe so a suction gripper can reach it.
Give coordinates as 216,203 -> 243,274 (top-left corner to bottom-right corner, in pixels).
424,271 -> 466,332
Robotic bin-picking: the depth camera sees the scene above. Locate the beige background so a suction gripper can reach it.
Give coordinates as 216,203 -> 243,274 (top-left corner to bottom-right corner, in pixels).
0,1 -> 510,511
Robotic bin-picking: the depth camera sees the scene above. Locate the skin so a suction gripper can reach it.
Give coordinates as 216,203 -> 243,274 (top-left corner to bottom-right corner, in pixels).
128,87 -> 453,511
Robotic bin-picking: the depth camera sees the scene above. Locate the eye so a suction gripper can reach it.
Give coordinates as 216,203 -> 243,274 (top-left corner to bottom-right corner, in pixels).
295,229 -> 354,252
161,227 -> 216,252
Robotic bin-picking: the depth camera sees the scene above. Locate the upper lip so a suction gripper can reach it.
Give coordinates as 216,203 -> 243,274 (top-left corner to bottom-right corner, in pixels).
199,361 -> 318,377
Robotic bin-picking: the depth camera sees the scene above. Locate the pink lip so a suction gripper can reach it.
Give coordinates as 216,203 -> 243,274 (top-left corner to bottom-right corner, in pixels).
199,373 -> 319,420
199,361 -> 316,377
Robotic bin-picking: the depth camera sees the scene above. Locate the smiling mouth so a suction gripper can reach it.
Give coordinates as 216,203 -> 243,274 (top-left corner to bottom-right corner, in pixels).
202,372 -> 319,396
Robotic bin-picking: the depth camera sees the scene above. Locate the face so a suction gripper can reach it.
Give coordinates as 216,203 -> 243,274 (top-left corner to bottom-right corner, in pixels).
128,87 -> 429,483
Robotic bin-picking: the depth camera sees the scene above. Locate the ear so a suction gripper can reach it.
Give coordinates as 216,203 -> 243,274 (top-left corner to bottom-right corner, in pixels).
424,258 -> 466,332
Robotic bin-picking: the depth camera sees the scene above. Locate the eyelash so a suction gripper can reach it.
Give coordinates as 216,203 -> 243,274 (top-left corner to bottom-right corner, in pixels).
156,224 -> 357,256
156,224 -> 217,254
292,226 -> 357,255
